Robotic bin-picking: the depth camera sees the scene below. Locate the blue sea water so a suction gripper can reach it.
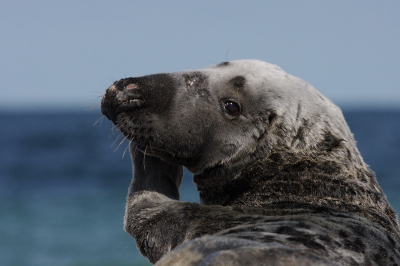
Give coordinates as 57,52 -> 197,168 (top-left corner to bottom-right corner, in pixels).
0,109 -> 399,266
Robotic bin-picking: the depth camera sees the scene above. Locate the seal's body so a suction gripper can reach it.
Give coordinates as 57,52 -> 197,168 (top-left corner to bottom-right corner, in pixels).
101,60 -> 400,265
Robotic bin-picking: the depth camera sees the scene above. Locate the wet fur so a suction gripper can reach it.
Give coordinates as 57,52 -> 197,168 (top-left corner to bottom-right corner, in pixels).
101,60 -> 400,265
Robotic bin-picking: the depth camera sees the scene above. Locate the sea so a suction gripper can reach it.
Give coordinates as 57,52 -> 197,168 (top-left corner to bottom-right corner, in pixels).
1,109 -> 399,266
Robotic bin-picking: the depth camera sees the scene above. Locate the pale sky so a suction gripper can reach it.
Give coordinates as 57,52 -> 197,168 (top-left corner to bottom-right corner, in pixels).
1,1 -> 399,111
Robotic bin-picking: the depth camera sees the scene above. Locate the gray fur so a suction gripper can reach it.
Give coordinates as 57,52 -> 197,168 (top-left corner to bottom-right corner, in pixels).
101,60 -> 400,265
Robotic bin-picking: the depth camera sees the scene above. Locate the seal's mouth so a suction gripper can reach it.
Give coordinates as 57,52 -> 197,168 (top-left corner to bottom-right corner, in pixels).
101,81 -> 176,159
135,143 -> 173,158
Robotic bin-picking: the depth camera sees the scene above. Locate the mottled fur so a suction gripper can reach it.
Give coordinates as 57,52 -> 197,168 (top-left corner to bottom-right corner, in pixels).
101,60 -> 400,265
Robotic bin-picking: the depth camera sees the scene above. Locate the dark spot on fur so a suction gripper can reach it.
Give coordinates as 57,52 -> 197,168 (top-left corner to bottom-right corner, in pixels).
353,237 -> 366,252
291,160 -> 313,172
373,246 -> 389,264
286,237 -> 302,243
318,131 -> 344,152
317,234 -> 332,244
339,230 -> 349,238
262,235 -> 277,242
344,237 -> 366,253
304,240 -> 327,251
386,232 -> 397,247
297,222 -> 311,229
217,61 -> 230,67
313,205 -> 335,214
287,236 -> 326,251
235,216 -> 257,223
296,103 -> 302,120
350,225 -> 366,238
229,76 -> 246,89
275,226 -> 299,235
296,126 -> 306,140
373,252 -> 385,264
269,153 -> 283,163
268,112 -> 277,125
291,126 -> 306,148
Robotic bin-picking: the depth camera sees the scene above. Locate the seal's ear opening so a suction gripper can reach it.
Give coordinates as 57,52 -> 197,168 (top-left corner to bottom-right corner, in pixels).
267,112 -> 277,125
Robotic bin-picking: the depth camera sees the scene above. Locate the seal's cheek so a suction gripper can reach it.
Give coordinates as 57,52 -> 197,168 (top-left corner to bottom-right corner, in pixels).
173,119 -> 259,172
212,129 -> 257,158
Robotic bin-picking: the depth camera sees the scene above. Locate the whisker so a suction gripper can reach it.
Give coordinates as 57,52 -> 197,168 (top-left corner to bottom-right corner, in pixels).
93,115 -> 105,126
83,102 -> 102,111
108,124 -> 117,138
114,135 -> 128,152
112,132 -> 125,147
122,140 -> 131,159
89,89 -> 104,95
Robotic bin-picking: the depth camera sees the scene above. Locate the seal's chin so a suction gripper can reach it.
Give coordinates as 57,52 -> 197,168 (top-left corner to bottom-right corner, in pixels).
134,143 -> 189,166
135,144 -> 169,158
109,114 -> 134,141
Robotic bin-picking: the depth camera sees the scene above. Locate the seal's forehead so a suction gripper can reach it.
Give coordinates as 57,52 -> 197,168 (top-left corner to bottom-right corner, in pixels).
198,60 -> 339,116
197,59 -> 289,85
203,59 -> 284,74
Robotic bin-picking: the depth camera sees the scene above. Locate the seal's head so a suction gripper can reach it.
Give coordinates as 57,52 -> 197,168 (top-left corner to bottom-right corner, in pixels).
102,60 -> 356,174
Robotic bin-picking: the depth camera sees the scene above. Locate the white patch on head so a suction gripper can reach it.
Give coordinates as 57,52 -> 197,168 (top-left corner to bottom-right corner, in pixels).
171,59 -> 358,172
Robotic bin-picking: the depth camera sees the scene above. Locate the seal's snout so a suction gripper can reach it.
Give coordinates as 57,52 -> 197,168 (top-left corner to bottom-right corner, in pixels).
113,78 -> 144,108
115,83 -> 144,108
101,81 -> 145,124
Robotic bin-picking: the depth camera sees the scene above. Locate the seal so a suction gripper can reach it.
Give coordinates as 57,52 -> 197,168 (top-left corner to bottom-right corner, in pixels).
101,60 -> 400,265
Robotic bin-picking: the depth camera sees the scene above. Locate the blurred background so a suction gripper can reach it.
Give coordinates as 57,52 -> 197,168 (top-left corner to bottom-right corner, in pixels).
1,1 -> 399,265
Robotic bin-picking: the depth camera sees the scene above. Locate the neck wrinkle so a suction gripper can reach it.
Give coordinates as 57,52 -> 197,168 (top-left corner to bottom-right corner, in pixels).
193,153 -> 285,206
193,152 -> 400,236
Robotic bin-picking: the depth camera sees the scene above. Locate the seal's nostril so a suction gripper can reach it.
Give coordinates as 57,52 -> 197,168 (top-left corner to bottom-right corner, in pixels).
125,84 -> 138,90
114,78 -> 138,91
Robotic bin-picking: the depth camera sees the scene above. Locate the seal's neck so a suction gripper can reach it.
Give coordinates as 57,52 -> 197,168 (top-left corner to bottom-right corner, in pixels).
193,151 -> 400,234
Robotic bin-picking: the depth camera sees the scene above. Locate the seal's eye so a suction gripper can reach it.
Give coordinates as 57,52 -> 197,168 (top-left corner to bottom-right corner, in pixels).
224,101 -> 241,117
